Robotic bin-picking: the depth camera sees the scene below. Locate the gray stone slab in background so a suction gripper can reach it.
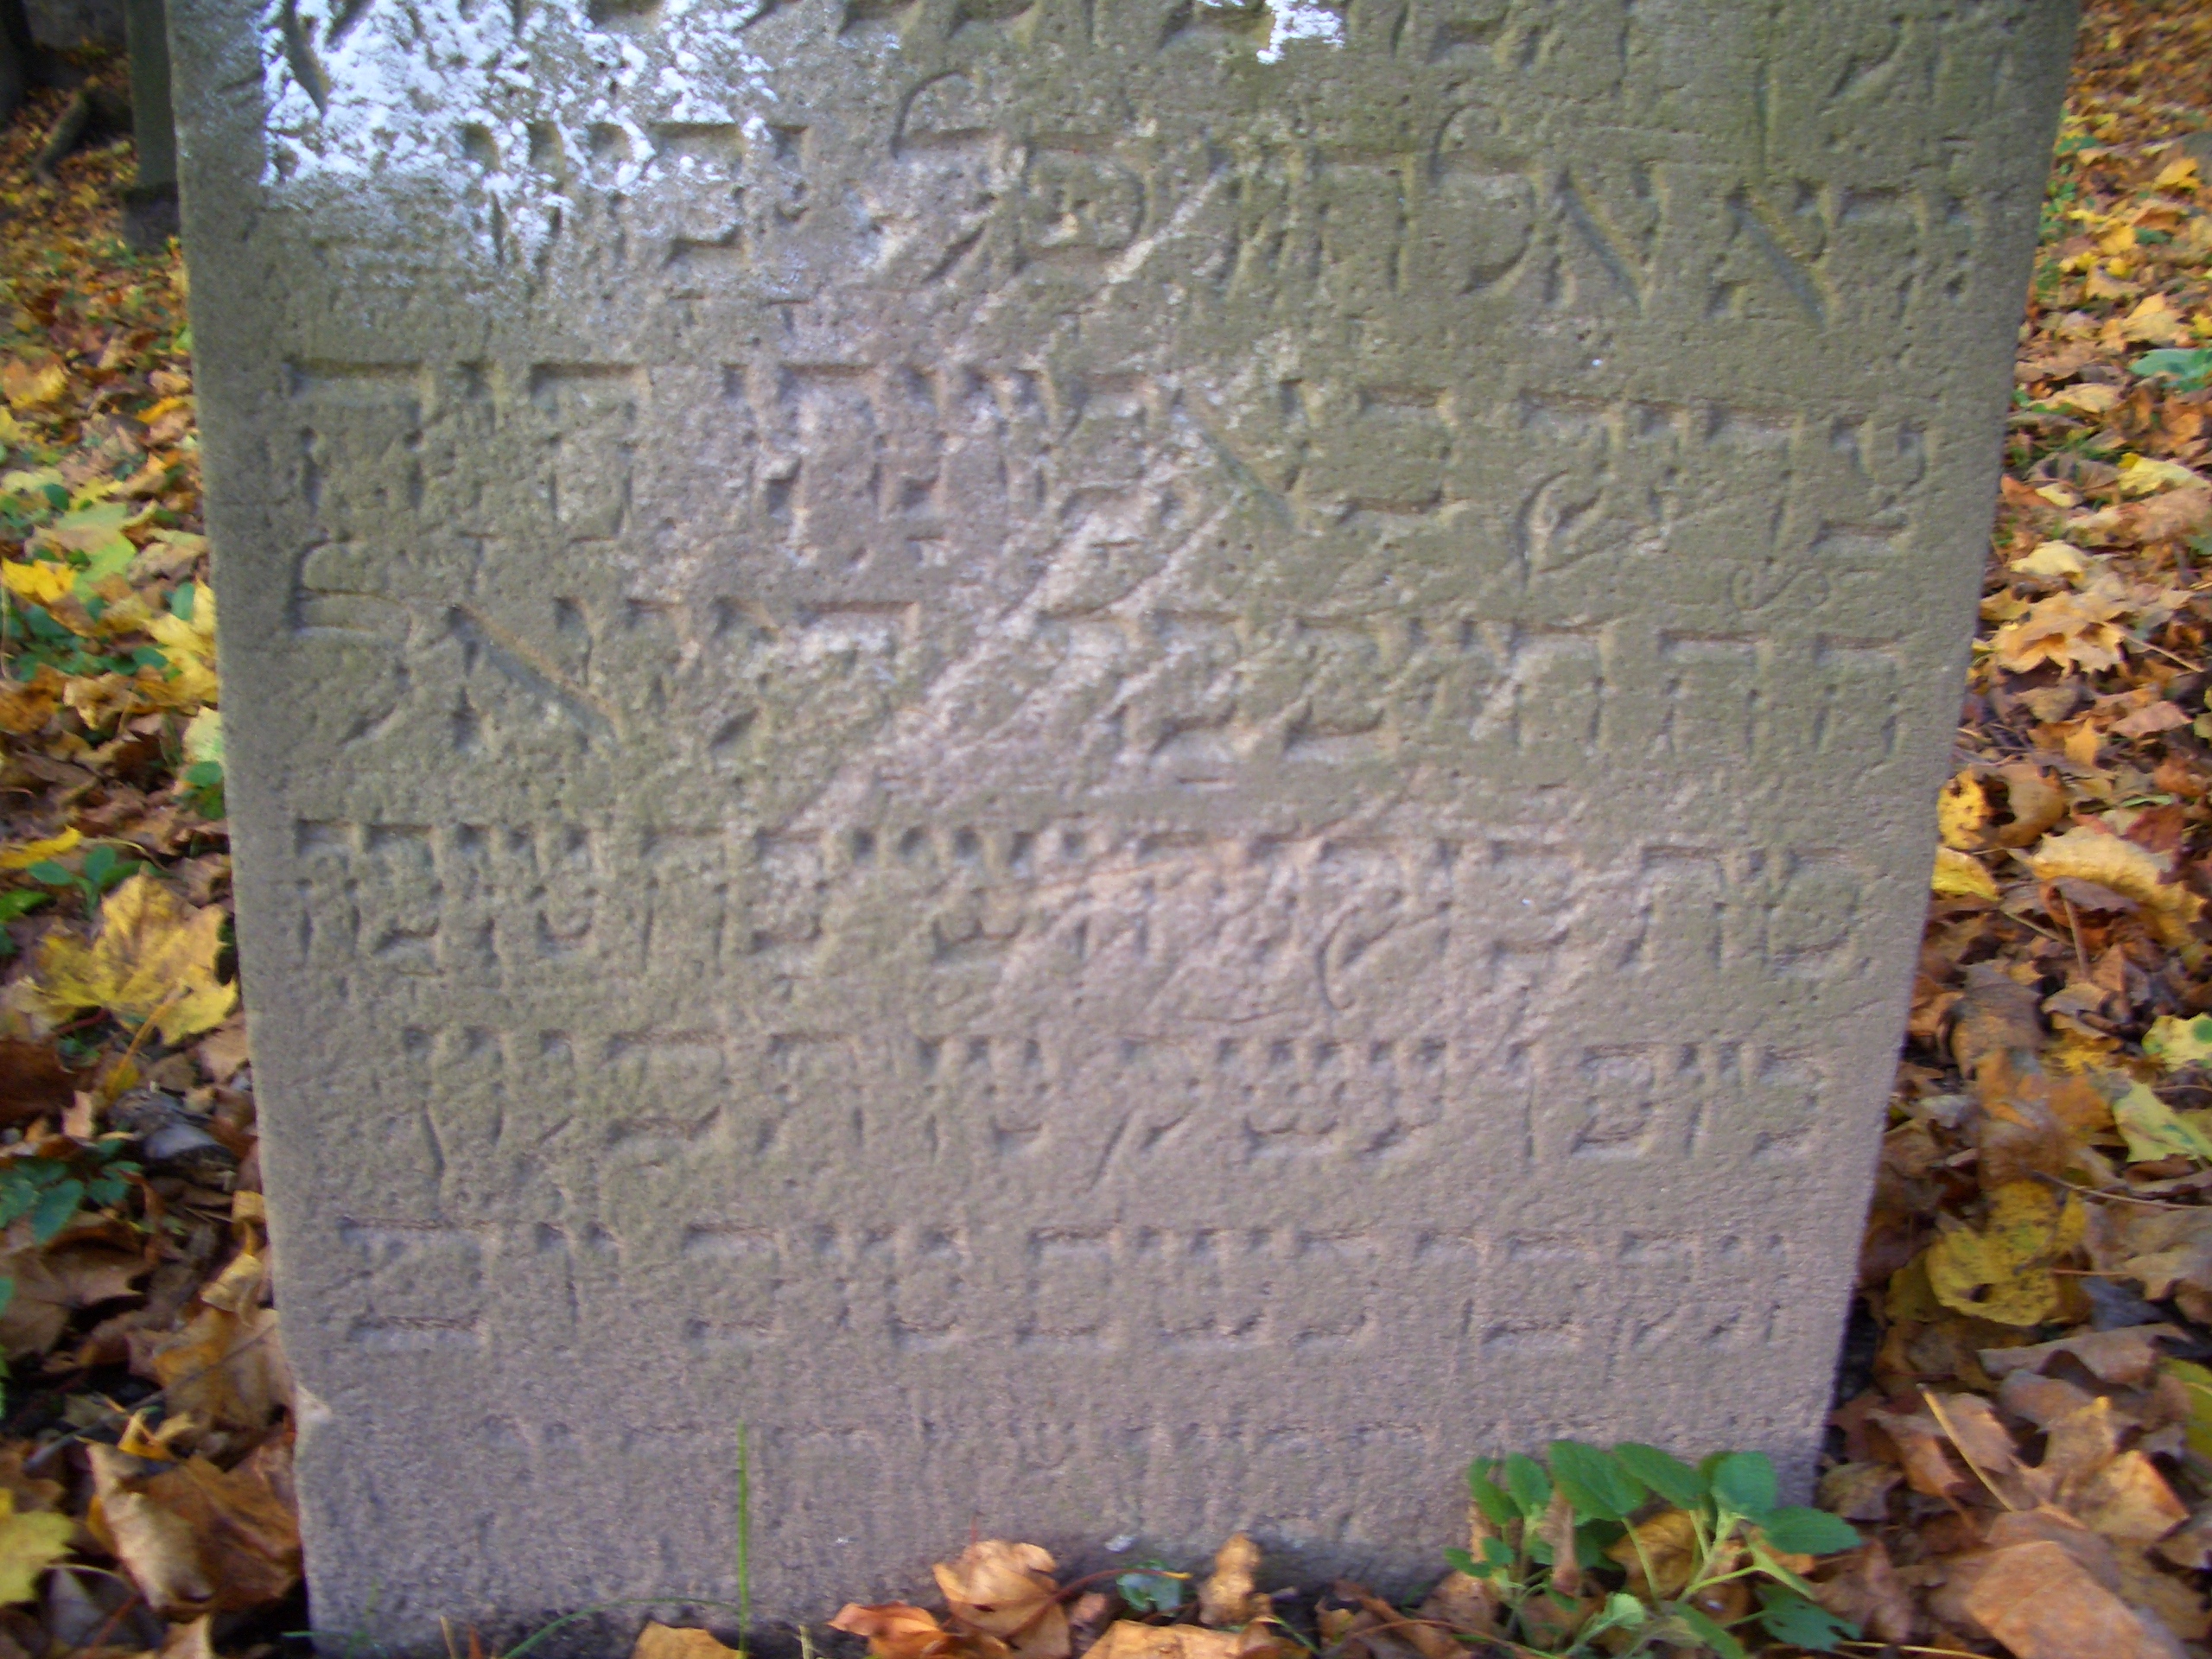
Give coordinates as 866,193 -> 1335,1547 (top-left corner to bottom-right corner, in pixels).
169,0 -> 2071,1645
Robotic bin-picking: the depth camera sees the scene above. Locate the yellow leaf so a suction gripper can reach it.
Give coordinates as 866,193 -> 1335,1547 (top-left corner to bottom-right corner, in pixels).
1990,589 -> 2128,674
182,709 -> 223,769
1935,847 -> 1999,901
632,1626 -> 744,1659
1939,774 -> 1992,850
2157,156 -> 2201,191
2145,1014 -> 2212,1071
0,1490 -> 73,1603
27,874 -> 237,1044
2120,293 -> 2188,345
1,560 -> 73,607
2014,540 -> 2092,580
2112,1082 -> 2212,1166
2028,827 -> 2205,957
2036,483 -> 2081,508
0,361 -> 65,413
2048,384 -> 2122,415
2117,454 -> 2204,496
0,828 -> 79,871
1926,1180 -> 2086,1327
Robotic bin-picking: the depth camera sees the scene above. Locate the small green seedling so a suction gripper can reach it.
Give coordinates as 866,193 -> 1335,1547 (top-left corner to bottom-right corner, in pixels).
1116,1561 -> 1191,1617
1443,1442 -> 1862,1657
27,842 -> 147,915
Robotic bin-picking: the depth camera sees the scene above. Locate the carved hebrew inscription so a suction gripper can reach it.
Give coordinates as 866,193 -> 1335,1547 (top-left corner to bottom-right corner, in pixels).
181,0 -> 2069,1640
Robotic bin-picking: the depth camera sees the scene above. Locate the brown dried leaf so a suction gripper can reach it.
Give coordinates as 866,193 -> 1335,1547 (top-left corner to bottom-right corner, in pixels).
1960,1541 -> 2183,1659
1982,1324 -> 2183,1389
1605,1507 -> 1699,1598
0,1043 -> 71,1126
2073,1451 -> 2190,1544
90,1440 -> 299,1618
831,1605 -> 999,1659
1810,1536 -> 1916,1645
1199,1533 -> 1262,1628
0,1241 -> 148,1358
933,1541 -> 1067,1659
1083,1624 -> 1286,1659
1925,1389 -> 2049,1510
632,1624 -> 743,1659
1816,1462 -> 1902,1522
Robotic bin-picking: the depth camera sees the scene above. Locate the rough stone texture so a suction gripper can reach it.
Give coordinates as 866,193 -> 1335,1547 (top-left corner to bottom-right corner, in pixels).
25,0 -> 124,49
170,0 -> 2072,1645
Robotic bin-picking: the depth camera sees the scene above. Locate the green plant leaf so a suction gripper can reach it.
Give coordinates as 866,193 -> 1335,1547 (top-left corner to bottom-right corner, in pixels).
1757,1587 -> 1859,1654
1708,1452 -> 1777,1519
1615,1442 -> 1706,1510
1758,1507 -> 1860,1556
1479,1537 -> 1513,1573
1468,1461 -> 1518,1529
23,861 -> 69,887
1548,1440 -> 1644,1521
1442,1547 -> 1485,1580
0,891 -> 49,925
29,1177 -> 80,1244
2133,346 -> 2212,391
1593,1591 -> 1646,1632
1116,1567 -> 1184,1616
1502,1452 -> 1552,1520
1672,1603 -> 1748,1659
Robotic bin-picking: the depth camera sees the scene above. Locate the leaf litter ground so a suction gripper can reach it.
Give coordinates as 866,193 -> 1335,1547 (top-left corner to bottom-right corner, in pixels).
10,8 -> 2212,1657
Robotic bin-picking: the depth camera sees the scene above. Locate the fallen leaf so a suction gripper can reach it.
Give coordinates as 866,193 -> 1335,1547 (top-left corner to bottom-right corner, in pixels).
139,1296 -> 287,1434
1993,762 -> 2070,846
2114,700 -> 2192,737
2145,1014 -> 2212,1070
1605,1507 -> 1698,1597
2072,1451 -> 2190,1543
1866,1405 -> 1974,1502
632,1624 -> 743,1659
830,1604 -> 990,1659
2123,293 -> 2190,344
2050,384 -> 2125,414
1924,1389 -> 2047,1509
0,561 -> 72,607
1,362 -> 64,412
1816,1462 -> 1902,1522
1082,1624 -> 1285,1659
2016,538 -> 2094,576
1810,1536 -> 1916,1645
0,1493 -> 71,1605
26,874 -> 237,1044
932,1541 -> 1067,1659
1939,774 -> 1993,849
1199,1533 -> 1262,1628
1926,1181 -> 2087,1326
0,1242 -> 149,1358
1992,588 -> 2130,672
2028,828 -> 2204,957
88,1441 -> 299,1618
1981,1324 -> 2181,1389
2119,453 -> 2207,495
1935,846 -> 1999,900
1960,1541 -> 2182,1659
2114,1082 -> 2212,1165
0,1042 -> 71,1125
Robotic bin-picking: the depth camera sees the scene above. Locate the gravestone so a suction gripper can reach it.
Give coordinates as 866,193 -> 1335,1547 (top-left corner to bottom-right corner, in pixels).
170,0 -> 2071,1645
